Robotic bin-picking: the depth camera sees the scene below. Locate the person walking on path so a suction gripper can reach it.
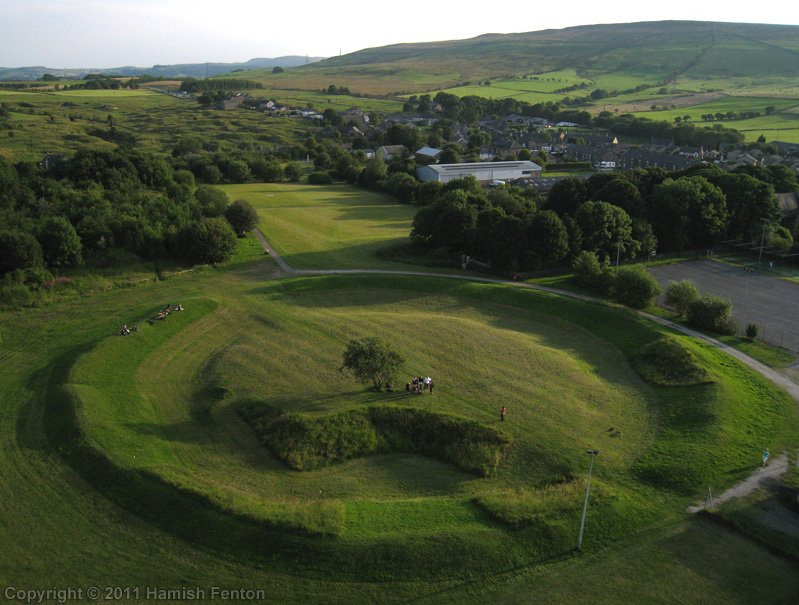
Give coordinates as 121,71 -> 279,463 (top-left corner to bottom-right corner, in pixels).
500,406 -> 507,421
429,380 -> 434,395
762,448 -> 770,468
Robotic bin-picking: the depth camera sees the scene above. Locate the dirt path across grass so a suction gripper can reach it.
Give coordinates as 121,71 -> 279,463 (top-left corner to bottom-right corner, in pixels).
686,453 -> 791,513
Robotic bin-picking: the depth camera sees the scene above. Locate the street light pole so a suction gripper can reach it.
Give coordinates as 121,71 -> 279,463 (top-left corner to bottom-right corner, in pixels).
758,221 -> 767,264
577,449 -> 599,552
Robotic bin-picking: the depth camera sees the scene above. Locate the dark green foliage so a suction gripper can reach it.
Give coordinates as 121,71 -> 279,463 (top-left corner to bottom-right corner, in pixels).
0,230 -> 43,274
359,157 -> 388,189
340,337 -> 403,391
241,404 -> 509,476
250,158 -> 284,182
575,201 -> 636,262
665,279 -> 700,317
746,323 -> 759,339
37,216 -> 82,267
572,250 -> 614,296
179,78 -> 263,93
613,265 -> 661,308
649,177 -> 727,251
176,217 -> 237,265
634,336 -> 711,386
546,177 -> 588,215
195,185 -> 229,217
284,163 -> 303,182
688,295 -> 736,335
308,171 -> 333,184
386,172 -> 418,203
224,200 -> 258,237
527,210 -> 569,268
593,177 -> 644,217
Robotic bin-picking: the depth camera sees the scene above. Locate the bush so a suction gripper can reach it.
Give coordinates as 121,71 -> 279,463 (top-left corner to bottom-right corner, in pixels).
0,230 -> 44,274
225,199 -> 258,237
37,216 -> 82,267
613,265 -> 661,308
195,185 -> 229,217
665,279 -> 700,317
176,217 -> 237,265
572,250 -> 614,296
307,171 -> 332,185
633,336 -> 711,386
284,163 -> 302,182
746,323 -> 759,339
687,295 -> 736,334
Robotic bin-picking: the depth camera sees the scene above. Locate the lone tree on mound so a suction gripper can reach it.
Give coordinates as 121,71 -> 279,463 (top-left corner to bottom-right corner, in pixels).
340,337 -> 403,392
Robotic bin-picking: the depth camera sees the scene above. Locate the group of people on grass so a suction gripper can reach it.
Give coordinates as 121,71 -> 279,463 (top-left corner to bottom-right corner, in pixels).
406,375 -> 434,395
119,303 -> 184,335
152,303 -> 183,322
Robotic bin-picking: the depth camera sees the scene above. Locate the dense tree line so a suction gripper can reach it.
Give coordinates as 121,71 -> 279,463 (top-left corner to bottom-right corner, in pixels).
179,78 -> 263,93
0,149 -> 260,299
406,162 -> 794,272
400,93 -> 744,148
170,135 -> 303,185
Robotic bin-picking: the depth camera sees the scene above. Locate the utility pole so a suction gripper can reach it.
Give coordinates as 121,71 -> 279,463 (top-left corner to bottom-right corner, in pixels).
758,221 -> 768,264
577,449 -> 599,552
615,240 -> 622,268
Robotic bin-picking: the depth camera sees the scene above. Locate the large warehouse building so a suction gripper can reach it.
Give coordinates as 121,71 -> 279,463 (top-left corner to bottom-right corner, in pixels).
416,160 -> 542,184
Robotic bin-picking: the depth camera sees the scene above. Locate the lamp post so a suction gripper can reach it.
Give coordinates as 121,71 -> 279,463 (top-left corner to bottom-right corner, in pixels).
577,449 -> 599,552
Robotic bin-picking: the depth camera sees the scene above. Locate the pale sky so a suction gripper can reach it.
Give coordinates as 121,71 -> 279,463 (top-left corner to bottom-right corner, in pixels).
1,0 -> 798,68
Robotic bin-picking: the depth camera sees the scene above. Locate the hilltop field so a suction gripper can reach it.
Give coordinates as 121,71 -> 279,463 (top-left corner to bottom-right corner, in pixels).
2,182 -> 799,602
231,21 -> 799,143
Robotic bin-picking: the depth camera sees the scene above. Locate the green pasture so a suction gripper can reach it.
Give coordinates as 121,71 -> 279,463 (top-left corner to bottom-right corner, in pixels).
1,225 -> 799,598
219,182 -> 418,269
632,96 -> 799,120
0,88 -> 308,161
626,96 -> 799,143
236,63 -> 465,95
259,88 -> 402,113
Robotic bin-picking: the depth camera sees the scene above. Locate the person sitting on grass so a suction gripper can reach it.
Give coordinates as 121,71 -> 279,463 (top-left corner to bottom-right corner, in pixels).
119,324 -> 130,336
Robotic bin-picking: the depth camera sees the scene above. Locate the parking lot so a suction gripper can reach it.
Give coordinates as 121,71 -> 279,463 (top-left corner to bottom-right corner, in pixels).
649,260 -> 799,353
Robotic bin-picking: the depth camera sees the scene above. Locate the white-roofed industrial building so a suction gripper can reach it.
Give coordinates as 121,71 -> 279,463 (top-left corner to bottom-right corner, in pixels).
416,161 -> 542,184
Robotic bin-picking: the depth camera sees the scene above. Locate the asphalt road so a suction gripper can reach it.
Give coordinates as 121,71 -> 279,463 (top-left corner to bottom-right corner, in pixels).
649,260 -> 799,352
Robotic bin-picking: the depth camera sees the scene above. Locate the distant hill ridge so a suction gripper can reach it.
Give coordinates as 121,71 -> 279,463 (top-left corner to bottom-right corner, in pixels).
0,56 -> 326,81
237,20 -> 799,95
318,20 -> 799,75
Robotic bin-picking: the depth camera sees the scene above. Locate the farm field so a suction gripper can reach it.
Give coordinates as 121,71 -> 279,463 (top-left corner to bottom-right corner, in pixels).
218,183 -> 419,269
3,176 -> 799,600
258,88 -> 402,113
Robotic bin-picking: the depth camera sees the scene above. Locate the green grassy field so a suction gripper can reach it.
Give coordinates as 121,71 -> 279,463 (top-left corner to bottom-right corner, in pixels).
0,88 -> 308,161
219,182 -> 419,269
2,205 -> 799,599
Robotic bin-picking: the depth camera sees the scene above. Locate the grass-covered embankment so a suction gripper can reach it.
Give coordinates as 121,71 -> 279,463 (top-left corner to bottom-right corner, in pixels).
241,403 -> 509,475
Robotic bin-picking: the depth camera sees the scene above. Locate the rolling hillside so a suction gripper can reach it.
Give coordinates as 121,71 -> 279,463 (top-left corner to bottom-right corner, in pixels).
241,21 -> 799,95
